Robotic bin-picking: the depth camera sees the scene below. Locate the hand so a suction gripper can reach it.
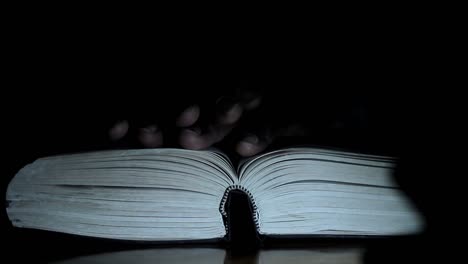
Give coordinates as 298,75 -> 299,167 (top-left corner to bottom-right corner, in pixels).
108,88 -> 305,157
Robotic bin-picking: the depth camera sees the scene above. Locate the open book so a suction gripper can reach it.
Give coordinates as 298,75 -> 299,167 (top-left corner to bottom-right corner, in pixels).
6,147 -> 424,241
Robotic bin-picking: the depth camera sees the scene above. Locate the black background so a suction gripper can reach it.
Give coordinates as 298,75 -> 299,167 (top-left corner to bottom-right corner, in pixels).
2,24 -> 459,262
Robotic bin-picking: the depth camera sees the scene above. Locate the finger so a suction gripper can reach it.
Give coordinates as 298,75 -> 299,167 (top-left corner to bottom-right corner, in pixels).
109,120 -> 129,141
179,123 -> 235,150
235,123 -> 308,157
137,125 -> 164,148
179,97 -> 242,150
235,133 -> 271,157
243,96 -> 262,111
215,97 -> 243,125
176,105 -> 200,127
179,90 -> 262,150
237,90 -> 262,111
179,127 -> 211,150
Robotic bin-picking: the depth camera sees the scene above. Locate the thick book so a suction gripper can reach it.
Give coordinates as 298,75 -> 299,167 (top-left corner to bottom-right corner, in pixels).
5,147 -> 424,242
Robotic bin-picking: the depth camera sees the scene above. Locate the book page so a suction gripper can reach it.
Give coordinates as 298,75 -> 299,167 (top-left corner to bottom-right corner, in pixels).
7,148 -> 238,241
237,148 -> 424,236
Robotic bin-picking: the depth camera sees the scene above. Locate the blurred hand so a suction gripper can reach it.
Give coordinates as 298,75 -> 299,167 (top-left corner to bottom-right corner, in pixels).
108,87 -> 305,157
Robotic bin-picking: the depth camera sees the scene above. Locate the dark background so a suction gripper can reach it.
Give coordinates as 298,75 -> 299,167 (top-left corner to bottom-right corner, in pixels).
2,30 -> 459,262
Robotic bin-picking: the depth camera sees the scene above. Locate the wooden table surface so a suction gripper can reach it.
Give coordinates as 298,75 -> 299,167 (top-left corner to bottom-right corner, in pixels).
53,247 -> 364,264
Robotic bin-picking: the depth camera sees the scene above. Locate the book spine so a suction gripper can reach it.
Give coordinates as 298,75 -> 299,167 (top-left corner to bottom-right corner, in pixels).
219,185 -> 260,233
